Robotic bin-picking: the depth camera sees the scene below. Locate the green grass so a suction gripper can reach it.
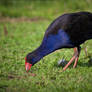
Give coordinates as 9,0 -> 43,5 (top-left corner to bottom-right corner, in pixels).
0,0 -> 92,92
0,21 -> 92,92
0,0 -> 92,19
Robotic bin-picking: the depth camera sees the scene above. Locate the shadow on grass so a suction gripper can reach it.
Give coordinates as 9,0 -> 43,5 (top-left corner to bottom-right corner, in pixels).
78,53 -> 92,67
54,56 -> 92,69
78,59 -> 92,68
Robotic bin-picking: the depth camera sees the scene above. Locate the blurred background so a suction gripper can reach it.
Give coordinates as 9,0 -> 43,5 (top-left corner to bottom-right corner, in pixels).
0,0 -> 92,20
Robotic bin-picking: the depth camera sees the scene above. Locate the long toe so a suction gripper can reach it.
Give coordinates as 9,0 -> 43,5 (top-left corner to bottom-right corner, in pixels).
73,57 -> 79,68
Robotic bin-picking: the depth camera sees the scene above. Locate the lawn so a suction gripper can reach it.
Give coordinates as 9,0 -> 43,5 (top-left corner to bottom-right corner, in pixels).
0,0 -> 92,92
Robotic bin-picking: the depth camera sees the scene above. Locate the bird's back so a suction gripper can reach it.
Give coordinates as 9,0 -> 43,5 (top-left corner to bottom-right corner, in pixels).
45,12 -> 92,46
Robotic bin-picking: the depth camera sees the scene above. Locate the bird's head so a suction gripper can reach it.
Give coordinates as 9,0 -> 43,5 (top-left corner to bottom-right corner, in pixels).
25,57 -> 32,72
25,46 -> 44,72
25,53 -> 36,72
25,51 -> 41,72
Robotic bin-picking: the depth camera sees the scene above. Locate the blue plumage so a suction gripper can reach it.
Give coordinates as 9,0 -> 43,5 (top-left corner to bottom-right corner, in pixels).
42,29 -> 73,51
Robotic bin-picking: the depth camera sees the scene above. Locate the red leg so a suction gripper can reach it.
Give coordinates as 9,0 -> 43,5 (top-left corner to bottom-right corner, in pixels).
73,57 -> 79,68
63,47 -> 78,71
63,46 -> 81,71
73,46 -> 81,68
63,55 -> 76,71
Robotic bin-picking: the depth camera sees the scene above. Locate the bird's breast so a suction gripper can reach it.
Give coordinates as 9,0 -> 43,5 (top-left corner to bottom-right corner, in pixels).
42,29 -> 74,51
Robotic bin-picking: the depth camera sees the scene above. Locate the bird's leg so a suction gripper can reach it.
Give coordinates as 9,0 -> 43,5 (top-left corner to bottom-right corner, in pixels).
73,46 -> 81,68
73,48 -> 77,55
73,56 -> 79,68
63,46 -> 81,71
63,50 -> 77,71
73,48 -> 79,68
84,47 -> 87,57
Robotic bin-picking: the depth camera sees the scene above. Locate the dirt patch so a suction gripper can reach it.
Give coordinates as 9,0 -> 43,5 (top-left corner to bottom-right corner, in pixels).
0,17 -> 49,23
4,25 -> 8,36
7,73 -> 36,80
28,73 -> 36,77
8,74 -> 22,80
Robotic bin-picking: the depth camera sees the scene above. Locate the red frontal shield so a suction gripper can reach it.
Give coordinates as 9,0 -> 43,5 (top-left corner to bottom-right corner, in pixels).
25,57 -> 32,72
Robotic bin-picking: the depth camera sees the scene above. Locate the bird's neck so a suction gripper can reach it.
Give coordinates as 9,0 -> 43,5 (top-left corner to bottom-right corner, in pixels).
31,44 -> 54,65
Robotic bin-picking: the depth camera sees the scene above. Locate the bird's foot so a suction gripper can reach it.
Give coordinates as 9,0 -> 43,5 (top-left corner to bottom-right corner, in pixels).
63,47 -> 81,71
73,57 -> 79,68
63,55 -> 76,71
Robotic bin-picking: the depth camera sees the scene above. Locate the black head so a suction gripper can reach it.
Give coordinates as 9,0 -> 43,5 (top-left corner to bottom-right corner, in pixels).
25,51 -> 42,72
25,52 -> 36,72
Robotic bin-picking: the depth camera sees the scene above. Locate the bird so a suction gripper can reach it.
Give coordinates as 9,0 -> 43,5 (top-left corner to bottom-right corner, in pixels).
25,11 -> 92,72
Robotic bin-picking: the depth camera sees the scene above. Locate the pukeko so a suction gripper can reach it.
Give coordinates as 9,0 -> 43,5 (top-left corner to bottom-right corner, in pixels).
25,12 -> 92,72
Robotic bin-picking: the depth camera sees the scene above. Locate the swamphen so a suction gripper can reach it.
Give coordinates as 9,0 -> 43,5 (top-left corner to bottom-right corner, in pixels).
25,12 -> 92,72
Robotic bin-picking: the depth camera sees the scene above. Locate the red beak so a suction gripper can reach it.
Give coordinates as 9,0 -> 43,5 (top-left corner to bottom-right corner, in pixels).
25,61 -> 32,72
25,57 -> 32,72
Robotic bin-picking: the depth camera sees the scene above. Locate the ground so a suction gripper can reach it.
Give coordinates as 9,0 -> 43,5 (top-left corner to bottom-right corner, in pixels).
0,1 -> 92,92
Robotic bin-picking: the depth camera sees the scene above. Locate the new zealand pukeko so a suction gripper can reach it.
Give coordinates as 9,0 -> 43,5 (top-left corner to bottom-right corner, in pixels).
25,12 -> 92,72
